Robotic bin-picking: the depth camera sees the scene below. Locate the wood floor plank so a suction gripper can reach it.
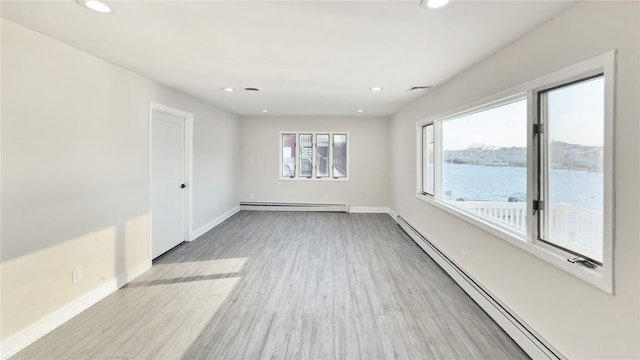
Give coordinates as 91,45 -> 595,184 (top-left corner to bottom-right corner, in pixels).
392,312 -> 438,360
11,211 -> 529,360
283,307 -> 314,360
377,314 -> 412,360
334,308 -> 360,360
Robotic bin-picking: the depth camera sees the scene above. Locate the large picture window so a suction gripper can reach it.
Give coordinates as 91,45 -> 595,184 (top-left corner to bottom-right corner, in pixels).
416,52 -> 614,292
280,131 -> 349,180
441,99 -> 527,234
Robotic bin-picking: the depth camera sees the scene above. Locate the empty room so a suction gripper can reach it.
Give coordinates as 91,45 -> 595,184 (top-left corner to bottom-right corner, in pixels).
1,0 -> 638,359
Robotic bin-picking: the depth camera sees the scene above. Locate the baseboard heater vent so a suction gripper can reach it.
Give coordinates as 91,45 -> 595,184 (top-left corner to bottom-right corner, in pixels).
239,202 -> 348,213
396,215 -> 564,360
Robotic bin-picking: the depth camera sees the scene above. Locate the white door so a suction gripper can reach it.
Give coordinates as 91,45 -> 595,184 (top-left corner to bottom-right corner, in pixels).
151,110 -> 186,258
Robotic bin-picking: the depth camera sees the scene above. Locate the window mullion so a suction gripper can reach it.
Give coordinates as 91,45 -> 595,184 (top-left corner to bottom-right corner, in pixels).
538,91 -> 548,245
434,121 -> 443,199
312,135 -> 317,178
295,134 -> 299,178
420,126 -> 426,195
526,91 -> 537,244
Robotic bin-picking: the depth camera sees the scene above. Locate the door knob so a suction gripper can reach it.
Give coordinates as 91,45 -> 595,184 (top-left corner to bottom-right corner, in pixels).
180,184 -> 186,188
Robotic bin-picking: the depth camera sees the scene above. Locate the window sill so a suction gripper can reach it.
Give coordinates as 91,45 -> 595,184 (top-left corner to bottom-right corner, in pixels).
416,193 -> 613,294
279,176 -> 349,182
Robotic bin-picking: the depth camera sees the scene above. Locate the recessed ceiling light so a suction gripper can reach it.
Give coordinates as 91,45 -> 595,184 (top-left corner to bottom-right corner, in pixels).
421,0 -> 451,9
222,87 -> 235,92
357,109 -> 365,113
77,0 -> 113,14
370,87 -> 382,92
261,109 -> 269,113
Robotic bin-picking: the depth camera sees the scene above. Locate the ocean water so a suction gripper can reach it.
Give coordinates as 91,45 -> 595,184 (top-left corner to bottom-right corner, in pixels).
442,163 -> 603,211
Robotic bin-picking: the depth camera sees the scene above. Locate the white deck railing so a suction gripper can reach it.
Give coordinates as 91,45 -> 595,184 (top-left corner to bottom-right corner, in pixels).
548,203 -> 603,261
451,201 -> 603,261
457,201 -> 528,232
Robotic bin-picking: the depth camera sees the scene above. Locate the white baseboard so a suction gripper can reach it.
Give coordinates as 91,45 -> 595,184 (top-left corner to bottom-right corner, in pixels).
395,215 -> 563,360
388,208 -> 398,221
239,202 -> 348,213
190,206 -> 240,241
349,206 -> 390,214
1,260 -> 151,360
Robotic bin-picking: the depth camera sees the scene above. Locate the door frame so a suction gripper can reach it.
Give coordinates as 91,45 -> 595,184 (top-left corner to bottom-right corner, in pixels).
148,102 -> 194,260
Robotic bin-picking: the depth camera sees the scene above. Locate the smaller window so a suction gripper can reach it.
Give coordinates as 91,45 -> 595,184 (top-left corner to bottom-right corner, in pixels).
280,131 -> 348,180
281,134 -> 296,178
332,134 -> 347,178
316,134 -> 330,177
299,134 -> 313,178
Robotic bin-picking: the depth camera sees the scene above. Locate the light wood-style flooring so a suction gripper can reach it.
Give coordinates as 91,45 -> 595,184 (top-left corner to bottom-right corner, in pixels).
13,211 -> 529,359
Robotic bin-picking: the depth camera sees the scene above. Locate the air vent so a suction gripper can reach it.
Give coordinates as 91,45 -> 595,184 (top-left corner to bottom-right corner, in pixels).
244,87 -> 261,92
409,86 -> 432,91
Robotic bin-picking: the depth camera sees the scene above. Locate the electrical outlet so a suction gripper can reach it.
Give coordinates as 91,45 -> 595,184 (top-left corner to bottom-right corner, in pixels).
72,267 -> 82,284
249,193 -> 255,199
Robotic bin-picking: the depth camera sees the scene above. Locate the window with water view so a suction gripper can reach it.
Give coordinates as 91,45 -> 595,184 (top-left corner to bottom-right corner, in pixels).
441,99 -> 527,234
416,52 -> 613,290
539,76 -> 604,264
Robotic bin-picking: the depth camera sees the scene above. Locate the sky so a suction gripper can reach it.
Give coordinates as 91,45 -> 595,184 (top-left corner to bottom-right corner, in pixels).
442,77 -> 604,151
442,99 -> 527,151
548,77 -> 604,146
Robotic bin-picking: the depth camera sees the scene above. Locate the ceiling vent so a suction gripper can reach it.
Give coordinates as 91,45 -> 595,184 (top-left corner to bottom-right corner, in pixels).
409,86 -> 433,91
244,87 -> 261,92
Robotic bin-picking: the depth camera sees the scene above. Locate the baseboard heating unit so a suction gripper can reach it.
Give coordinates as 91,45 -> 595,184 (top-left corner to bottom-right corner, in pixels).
239,202 -> 348,212
395,215 -> 564,360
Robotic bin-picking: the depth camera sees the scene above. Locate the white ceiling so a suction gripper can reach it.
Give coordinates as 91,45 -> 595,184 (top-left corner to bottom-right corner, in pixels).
2,0 -> 576,117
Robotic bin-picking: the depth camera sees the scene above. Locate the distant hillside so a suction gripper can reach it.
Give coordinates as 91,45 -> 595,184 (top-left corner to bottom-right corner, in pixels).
444,146 -> 526,167
444,142 -> 602,171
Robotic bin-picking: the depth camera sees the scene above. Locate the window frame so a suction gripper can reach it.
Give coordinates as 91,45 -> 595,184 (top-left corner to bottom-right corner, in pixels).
416,51 -> 615,293
534,73 -> 607,266
332,133 -> 348,179
420,122 -> 436,197
315,134 -> 331,178
281,133 -> 297,178
298,133 -> 314,178
279,131 -> 350,181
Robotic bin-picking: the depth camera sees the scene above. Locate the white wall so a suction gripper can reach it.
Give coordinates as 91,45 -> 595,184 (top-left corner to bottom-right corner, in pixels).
240,116 -> 389,208
1,19 -> 240,343
389,1 -> 639,358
